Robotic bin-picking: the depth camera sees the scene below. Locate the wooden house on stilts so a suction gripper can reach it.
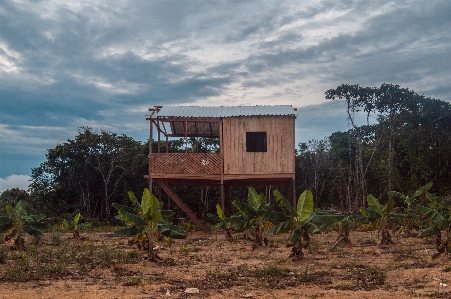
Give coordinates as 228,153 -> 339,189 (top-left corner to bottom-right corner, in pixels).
146,105 -> 297,233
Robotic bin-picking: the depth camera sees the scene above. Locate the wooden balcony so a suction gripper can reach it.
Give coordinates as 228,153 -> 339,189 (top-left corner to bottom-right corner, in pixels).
149,153 -> 222,181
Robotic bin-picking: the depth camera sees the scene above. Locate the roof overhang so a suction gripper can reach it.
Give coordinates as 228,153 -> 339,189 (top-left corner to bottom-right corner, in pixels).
148,105 -> 297,138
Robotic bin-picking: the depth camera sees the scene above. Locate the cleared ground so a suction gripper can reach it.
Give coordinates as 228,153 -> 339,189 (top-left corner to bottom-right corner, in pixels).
0,229 -> 449,298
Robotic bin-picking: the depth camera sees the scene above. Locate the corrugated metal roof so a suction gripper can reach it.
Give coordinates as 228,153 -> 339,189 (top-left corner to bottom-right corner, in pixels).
155,105 -> 297,118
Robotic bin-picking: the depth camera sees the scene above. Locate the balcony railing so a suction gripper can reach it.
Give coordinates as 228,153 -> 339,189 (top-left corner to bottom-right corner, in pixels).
149,153 -> 222,175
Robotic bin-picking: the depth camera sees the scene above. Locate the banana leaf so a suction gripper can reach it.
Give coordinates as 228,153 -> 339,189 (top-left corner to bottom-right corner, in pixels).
367,194 -> 383,214
114,225 -> 142,236
410,182 -> 433,202
427,193 -> 451,209
388,213 -> 407,224
207,213 -> 223,223
289,228 -> 302,246
114,209 -> 147,227
158,222 -> 186,239
0,222 -> 12,233
382,198 -> 395,214
273,190 -> 298,218
309,210 -> 344,228
387,190 -> 406,202
23,225 -> 44,237
255,209 -> 290,224
231,214 -> 251,233
23,214 -> 46,222
360,207 -> 381,220
301,220 -> 320,234
232,200 -> 258,217
25,221 -> 51,230
416,204 -> 444,220
247,187 -> 262,210
112,203 -> 137,215
158,210 -> 175,219
342,214 -> 369,227
418,226 -> 441,238
296,190 -> 314,222
266,221 -> 291,234
0,216 -> 12,225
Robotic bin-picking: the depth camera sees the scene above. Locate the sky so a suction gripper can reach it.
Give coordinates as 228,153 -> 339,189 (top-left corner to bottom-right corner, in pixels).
1,0 -> 450,192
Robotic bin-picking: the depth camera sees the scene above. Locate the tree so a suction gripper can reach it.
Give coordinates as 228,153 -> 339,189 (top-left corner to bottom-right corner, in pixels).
295,139 -> 333,208
0,188 -> 33,216
29,127 -> 148,218
325,84 -> 377,210
325,83 -> 451,207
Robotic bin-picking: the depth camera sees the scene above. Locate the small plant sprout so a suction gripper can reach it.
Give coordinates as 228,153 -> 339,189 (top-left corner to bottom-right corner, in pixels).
328,214 -> 368,250
166,236 -> 174,254
61,213 -> 91,239
208,204 -> 235,241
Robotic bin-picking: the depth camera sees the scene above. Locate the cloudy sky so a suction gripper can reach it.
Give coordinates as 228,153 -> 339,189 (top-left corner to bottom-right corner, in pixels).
1,0 -> 450,192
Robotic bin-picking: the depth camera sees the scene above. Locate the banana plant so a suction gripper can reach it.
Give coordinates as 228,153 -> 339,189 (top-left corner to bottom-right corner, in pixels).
315,213 -> 368,250
416,192 -> 451,256
230,187 -> 289,247
387,182 -> 432,236
61,213 -> 91,239
113,188 -> 186,262
268,190 -> 320,260
360,194 -> 404,245
207,204 -> 235,241
0,200 -> 50,249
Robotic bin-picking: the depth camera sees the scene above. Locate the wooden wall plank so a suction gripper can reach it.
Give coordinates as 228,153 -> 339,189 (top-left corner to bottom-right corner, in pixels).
223,115 -> 295,175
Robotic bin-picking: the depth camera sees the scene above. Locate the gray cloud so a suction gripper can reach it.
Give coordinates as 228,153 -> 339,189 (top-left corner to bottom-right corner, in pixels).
0,0 -> 450,184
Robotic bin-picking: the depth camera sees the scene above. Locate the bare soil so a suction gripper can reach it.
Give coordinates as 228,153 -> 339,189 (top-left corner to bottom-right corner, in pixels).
0,229 -> 450,298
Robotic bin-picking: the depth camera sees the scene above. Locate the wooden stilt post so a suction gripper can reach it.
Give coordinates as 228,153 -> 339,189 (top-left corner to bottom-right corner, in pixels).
221,183 -> 225,215
225,183 -> 230,216
148,111 -> 153,193
165,184 -> 170,210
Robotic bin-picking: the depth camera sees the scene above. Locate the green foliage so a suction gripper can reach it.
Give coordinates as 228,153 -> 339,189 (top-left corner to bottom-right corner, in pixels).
0,188 -> 33,216
0,200 -> 50,249
360,194 -> 403,245
416,192 -> 451,254
388,182 -> 432,208
207,204 -> 235,240
387,183 -> 432,235
294,83 -> 451,212
269,190 -> 322,260
60,213 -> 91,239
113,188 -> 185,261
230,187 -> 288,246
29,127 -> 148,219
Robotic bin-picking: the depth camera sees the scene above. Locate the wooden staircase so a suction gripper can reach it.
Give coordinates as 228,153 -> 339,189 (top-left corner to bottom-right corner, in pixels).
156,180 -> 210,234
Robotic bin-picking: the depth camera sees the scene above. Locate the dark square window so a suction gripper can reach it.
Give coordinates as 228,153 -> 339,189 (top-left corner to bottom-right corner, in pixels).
246,132 -> 267,152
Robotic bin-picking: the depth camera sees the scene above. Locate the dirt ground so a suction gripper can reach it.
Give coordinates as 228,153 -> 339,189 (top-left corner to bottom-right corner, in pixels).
0,229 -> 450,299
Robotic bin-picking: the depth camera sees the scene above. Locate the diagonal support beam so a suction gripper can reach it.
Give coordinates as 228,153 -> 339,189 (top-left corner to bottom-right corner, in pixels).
156,180 -> 210,234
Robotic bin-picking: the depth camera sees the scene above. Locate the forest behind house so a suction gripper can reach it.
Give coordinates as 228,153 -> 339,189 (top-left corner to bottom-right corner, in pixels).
2,83 -> 451,224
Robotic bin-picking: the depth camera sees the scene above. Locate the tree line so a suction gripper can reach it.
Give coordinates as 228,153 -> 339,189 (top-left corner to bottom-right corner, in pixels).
1,83 -> 450,220
296,83 -> 451,212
